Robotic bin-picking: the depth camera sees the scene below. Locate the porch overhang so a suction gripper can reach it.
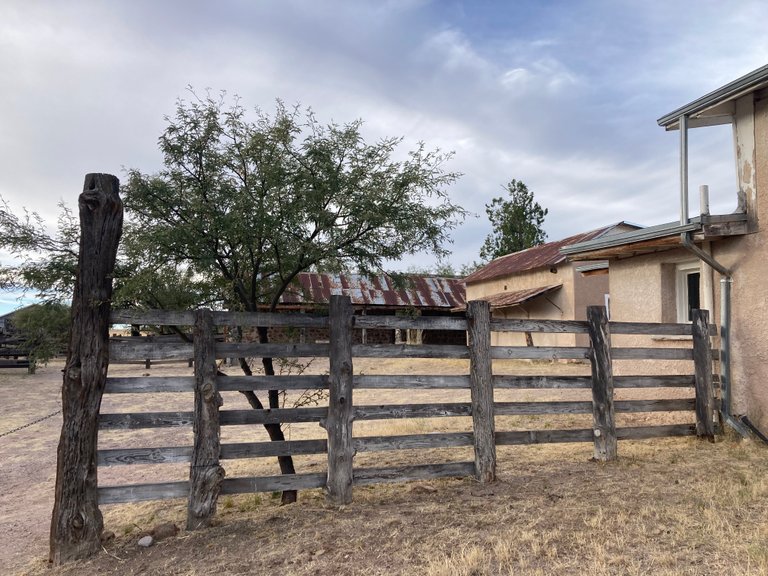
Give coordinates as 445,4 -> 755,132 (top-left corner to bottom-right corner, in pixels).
455,284 -> 562,312
561,213 -> 748,261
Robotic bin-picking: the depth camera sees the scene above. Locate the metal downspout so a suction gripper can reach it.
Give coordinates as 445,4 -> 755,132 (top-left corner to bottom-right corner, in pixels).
718,278 -> 752,437
680,233 -> 730,276
680,114 -> 689,225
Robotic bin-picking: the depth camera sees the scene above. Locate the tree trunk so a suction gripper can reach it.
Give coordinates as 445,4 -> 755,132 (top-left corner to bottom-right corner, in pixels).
237,325 -> 297,504
49,174 -> 123,565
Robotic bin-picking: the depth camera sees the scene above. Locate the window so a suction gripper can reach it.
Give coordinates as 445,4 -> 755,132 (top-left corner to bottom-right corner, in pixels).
676,263 -> 700,323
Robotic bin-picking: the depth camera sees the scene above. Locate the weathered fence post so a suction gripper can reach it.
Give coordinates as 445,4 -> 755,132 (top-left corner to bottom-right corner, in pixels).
691,309 -> 716,440
325,295 -> 355,505
50,174 -> 123,565
187,308 -> 224,529
467,300 -> 496,482
587,306 -> 617,461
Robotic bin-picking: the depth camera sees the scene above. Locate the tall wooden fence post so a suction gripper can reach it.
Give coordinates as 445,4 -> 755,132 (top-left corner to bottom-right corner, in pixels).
467,300 -> 496,482
187,308 -> 224,529
587,306 -> 617,461
691,309 -> 716,440
325,295 -> 355,505
50,174 -> 123,565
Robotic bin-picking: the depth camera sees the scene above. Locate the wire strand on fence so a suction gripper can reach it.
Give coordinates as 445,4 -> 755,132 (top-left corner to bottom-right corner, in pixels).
0,409 -> 62,438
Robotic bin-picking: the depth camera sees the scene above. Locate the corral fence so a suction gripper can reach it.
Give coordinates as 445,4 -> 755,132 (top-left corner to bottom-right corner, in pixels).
97,297 -> 717,530
47,174 -> 718,564
0,336 -> 30,370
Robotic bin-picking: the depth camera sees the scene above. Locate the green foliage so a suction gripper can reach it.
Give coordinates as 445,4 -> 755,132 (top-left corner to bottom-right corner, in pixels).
122,92 -> 466,312
479,179 -> 548,262
0,200 -> 79,302
13,302 -> 70,373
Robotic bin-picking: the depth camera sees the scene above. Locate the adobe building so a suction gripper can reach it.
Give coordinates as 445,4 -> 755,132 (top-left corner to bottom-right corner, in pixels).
463,222 -> 639,346
564,64 -> 768,436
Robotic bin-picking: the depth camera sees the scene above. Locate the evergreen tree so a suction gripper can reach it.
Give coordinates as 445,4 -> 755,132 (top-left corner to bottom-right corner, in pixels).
479,179 -> 547,261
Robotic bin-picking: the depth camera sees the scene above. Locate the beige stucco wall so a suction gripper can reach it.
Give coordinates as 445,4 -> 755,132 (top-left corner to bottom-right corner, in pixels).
609,248 -> 701,325
608,248 -> 704,376
466,262 -> 610,347
705,92 -> 768,427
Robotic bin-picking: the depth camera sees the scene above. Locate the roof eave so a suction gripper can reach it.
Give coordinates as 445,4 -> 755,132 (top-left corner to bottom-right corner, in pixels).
561,221 -> 701,258
657,64 -> 768,129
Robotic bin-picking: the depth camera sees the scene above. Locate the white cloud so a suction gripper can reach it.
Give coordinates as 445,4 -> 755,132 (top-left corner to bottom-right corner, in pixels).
0,0 -> 765,276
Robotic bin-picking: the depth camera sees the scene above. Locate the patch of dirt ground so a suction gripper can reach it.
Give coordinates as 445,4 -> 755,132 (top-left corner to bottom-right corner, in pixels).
3,359 -> 768,575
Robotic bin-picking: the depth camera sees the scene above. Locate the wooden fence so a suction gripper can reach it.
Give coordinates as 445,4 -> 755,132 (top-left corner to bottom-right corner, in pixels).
0,337 -> 29,369
96,297 -> 717,529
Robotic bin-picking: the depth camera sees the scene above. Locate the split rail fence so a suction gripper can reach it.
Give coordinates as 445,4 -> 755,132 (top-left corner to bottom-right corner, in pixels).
97,297 -> 717,528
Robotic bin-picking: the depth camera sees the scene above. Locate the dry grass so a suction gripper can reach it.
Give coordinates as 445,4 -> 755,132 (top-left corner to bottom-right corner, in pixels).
4,358 -> 767,575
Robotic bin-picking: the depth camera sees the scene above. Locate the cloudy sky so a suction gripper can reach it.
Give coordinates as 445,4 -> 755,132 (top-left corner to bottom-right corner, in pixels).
1,0 -> 767,312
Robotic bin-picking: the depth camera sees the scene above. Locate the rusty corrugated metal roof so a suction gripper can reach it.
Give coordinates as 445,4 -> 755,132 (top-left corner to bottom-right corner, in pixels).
464,222 -> 640,284
280,272 -> 466,310
453,284 -> 562,312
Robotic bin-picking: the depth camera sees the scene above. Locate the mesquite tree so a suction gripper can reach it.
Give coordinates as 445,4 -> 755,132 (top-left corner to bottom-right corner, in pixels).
122,92 -> 466,501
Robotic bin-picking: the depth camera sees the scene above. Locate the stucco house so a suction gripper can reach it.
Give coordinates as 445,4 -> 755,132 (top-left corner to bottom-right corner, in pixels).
563,64 -> 768,437
463,222 -> 640,346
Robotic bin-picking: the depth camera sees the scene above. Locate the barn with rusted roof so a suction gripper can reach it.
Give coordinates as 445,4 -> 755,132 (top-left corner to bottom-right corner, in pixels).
274,272 -> 467,345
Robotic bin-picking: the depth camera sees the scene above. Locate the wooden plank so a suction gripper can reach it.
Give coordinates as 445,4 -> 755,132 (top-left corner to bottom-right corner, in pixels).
0,359 -> 30,368
187,309 -> 224,530
100,412 -> 194,429
353,403 -> 472,420
217,375 -> 329,392
692,309 -> 716,440
467,300 -> 495,483
609,322 -> 693,336
611,347 -> 693,360
216,342 -> 330,359
495,429 -> 594,445
51,173 -> 123,565
110,340 -> 193,362
352,344 -> 469,359
354,375 -> 471,389
587,306 -> 617,462
98,434 -> 476,464
99,481 -> 190,505
493,375 -> 591,389
104,376 -> 195,394
615,399 -> 695,413
495,374 -> 692,390
494,424 -> 697,445
325,295 -> 355,505
354,432 -> 474,452
110,309 -> 194,326
353,462 -> 475,485
491,346 -> 590,360
98,446 -> 193,466
220,473 -> 327,494
111,311 -> 718,336
613,375 -> 695,388
0,348 -> 26,357
495,401 -> 593,415
616,424 -> 696,440
355,316 -> 468,331
218,407 -> 328,426
221,440 -> 328,459
212,311 -> 329,328
491,318 -> 589,334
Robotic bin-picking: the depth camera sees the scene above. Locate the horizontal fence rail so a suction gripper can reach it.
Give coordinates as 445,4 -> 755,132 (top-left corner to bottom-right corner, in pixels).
98,301 -> 718,518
